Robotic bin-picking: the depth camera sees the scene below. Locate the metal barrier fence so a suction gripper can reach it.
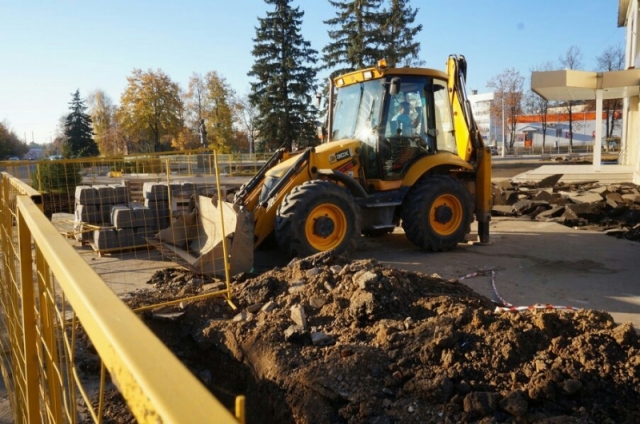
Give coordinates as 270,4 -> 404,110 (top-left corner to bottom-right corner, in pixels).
0,171 -> 244,423
0,151 -> 268,218
0,151 -> 271,183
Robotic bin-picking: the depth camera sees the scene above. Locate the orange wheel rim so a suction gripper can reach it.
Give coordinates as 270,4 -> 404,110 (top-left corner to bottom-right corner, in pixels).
305,203 -> 347,251
429,194 -> 463,236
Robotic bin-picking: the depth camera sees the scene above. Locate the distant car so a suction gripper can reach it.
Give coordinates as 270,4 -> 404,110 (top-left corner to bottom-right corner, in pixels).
49,155 -> 63,160
490,147 -> 498,155
8,156 -> 19,160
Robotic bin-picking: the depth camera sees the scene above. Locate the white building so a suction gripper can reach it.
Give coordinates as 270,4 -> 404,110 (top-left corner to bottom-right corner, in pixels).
531,0 -> 640,184
468,91 -> 494,144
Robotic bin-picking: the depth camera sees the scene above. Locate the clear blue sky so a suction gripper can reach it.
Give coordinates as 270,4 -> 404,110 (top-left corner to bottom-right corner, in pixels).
0,0 -> 625,146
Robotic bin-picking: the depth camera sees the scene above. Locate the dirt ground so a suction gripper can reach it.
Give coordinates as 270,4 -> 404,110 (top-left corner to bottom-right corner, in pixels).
75,170 -> 640,423
6,161 -> 636,423
83,249 -> 639,424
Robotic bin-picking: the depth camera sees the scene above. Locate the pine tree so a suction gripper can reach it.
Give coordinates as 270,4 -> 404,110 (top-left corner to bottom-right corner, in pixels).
248,0 -> 319,152
322,0 -> 385,74
64,90 -> 99,158
380,0 -> 423,67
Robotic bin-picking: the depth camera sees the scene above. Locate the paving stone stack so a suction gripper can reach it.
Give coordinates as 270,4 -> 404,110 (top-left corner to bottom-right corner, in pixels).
143,181 -> 196,230
73,183 -> 159,251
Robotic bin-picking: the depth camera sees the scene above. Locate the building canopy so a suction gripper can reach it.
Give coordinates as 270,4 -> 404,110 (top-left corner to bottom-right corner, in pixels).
531,68 -> 640,171
531,69 -> 640,101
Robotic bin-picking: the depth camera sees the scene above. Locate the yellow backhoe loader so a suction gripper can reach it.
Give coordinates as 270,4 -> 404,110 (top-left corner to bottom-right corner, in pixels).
157,55 -> 492,276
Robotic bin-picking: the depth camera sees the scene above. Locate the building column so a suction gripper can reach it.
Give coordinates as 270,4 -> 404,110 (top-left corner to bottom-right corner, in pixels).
593,88 -> 603,171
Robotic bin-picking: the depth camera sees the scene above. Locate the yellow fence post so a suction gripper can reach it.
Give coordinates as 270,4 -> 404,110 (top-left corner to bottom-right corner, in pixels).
35,248 -> 63,422
166,159 -> 173,225
17,205 -> 41,423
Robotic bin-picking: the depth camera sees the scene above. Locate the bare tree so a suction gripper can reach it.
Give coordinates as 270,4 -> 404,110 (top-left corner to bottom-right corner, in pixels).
234,94 -> 259,154
525,61 -> 555,150
183,73 -> 209,149
487,68 -> 524,150
558,45 -> 584,152
596,45 -> 625,144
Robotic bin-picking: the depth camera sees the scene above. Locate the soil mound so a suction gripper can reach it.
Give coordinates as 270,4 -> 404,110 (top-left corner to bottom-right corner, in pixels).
116,252 -> 640,423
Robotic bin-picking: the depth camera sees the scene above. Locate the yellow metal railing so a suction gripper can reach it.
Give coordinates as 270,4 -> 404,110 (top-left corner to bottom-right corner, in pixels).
0,172 -> 245,423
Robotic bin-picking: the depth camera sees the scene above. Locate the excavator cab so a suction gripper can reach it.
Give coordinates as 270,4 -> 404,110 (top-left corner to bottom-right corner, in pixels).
329,71 -> 459,183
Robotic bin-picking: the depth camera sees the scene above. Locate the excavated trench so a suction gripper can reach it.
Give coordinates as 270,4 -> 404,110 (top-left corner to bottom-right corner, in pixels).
142,312 -> 295,424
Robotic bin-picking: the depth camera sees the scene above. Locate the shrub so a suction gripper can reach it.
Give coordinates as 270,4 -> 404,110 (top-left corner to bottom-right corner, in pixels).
31,162 -> 82,193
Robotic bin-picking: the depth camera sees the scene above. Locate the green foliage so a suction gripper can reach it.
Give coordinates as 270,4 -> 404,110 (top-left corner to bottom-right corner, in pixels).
380,0 -> 423,67
31,162 -> 82,193
0,122 -> 29,159
64,90 -> 100,158
248,0 -> 319,151
323,0 -> 385,72
323,0 -> 423,71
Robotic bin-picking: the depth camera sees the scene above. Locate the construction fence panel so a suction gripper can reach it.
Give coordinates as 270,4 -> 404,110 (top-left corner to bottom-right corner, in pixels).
0,172 -> 242,423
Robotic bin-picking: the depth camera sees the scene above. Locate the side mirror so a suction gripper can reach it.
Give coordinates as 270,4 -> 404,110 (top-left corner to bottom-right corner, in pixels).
389,77 -> 401,95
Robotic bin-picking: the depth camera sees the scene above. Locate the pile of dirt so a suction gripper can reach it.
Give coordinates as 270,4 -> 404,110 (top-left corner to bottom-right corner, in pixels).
110,252 -> 640,423
492,176 -> 640,241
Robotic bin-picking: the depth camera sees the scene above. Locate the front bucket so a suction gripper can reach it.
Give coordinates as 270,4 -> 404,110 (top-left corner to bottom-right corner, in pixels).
156,195 -> 254,277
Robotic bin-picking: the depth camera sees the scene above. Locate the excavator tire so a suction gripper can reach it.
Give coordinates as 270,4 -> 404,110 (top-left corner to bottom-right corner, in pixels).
276,180 -> 361,258
401,175 -> 473,251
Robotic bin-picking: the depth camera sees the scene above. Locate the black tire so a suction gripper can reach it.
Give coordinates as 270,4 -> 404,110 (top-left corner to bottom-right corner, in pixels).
401,175 -> 473,251
275,180 -> 361,258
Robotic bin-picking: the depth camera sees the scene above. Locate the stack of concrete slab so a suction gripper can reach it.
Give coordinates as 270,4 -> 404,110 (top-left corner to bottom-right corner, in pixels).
142,181 -> 196,230
73,184 -> 159,251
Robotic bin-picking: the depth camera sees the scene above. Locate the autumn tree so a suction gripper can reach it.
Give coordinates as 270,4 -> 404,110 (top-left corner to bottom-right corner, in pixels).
0,121 -> 29,159
182,72 -> 237,152
86,89 -> 120,156
204,71 -> 236,152
558,45 -> 584,152
596,45 -> 625,141
249,0 -> 319,151
380,0 -> 423,67
323,0 -> 385,73
116,69 -> 184,152
232,129 -> 251,153
487,69 -> 524,150
63,90 -> 99,158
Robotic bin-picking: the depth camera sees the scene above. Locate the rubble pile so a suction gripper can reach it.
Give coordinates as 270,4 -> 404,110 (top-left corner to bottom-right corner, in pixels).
492,175 -> 640,241
107,253 -> 640,423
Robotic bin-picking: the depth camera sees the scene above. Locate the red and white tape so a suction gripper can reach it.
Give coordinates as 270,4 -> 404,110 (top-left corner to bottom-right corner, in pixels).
457,270 -> 582,312
495,304 -> 582,313
456,270 -> 492,281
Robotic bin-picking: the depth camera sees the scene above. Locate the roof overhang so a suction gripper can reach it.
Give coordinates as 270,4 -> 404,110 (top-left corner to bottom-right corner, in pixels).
619,0 -> 630,27
531,69 -> 640,101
